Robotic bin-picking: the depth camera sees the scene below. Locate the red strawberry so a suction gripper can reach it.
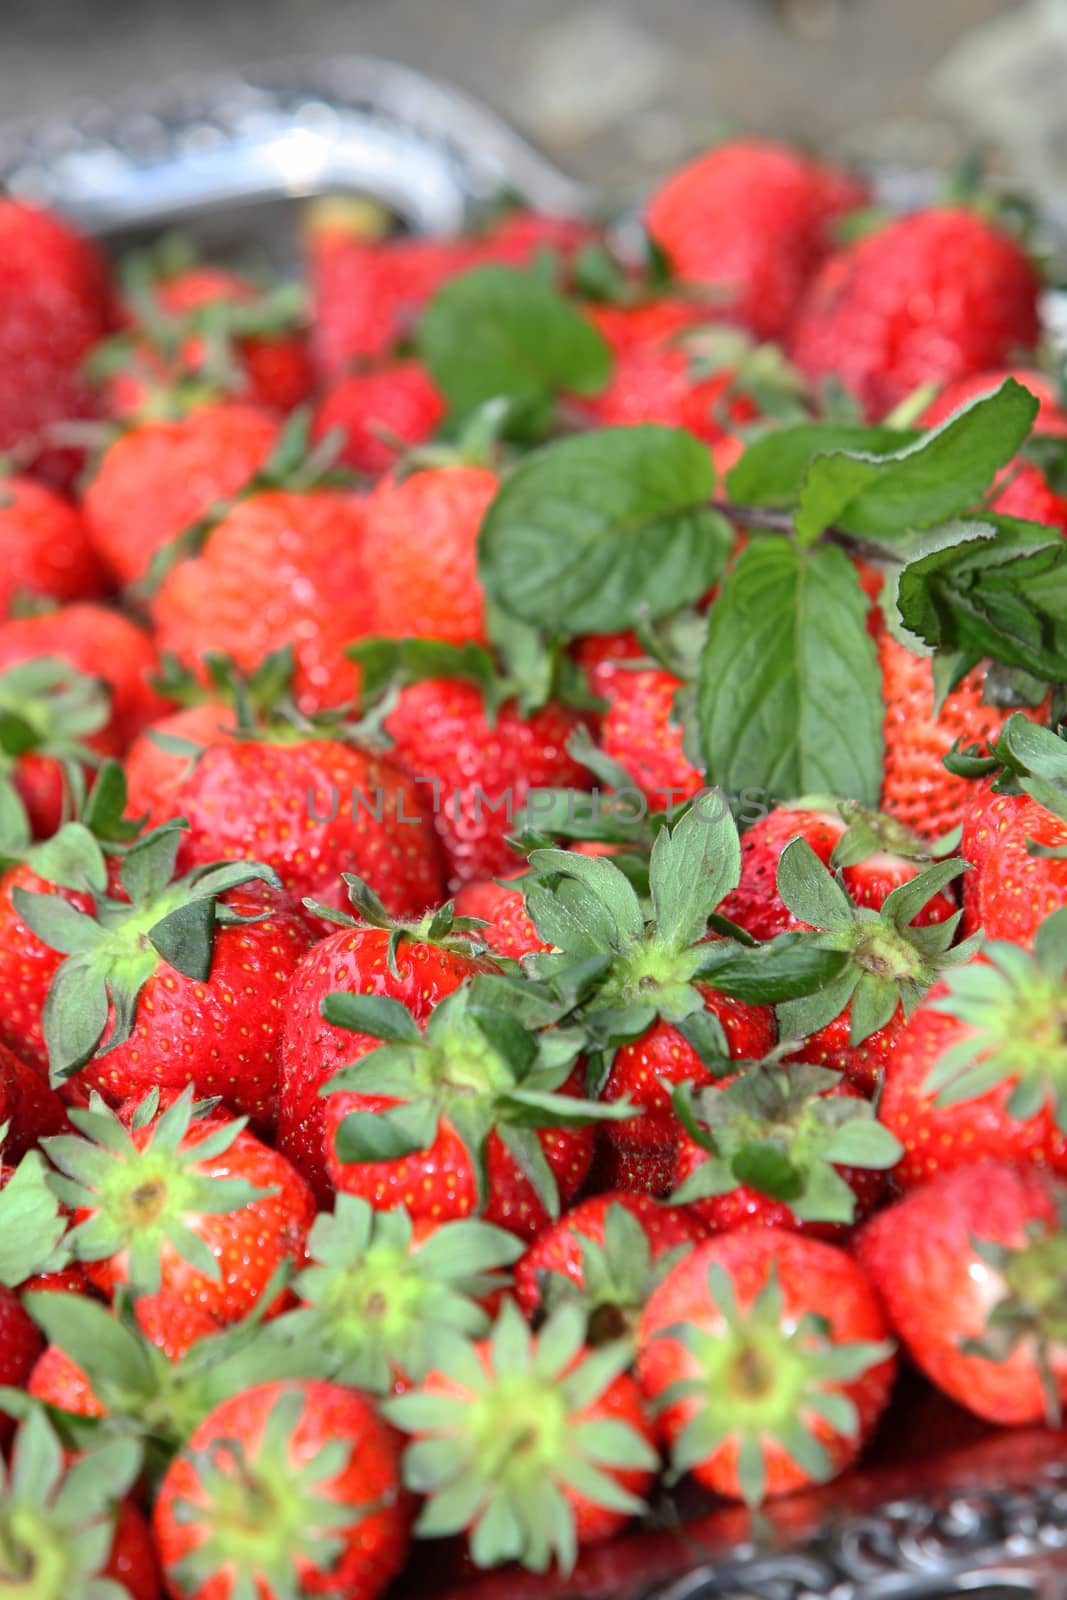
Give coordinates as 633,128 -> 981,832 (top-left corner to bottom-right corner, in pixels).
671,1060 -> 899,1238
646,139 -> 867,341
283,1194 -> 522,1393
878,632 -> 1050,837
857,1160 -> 1067,1424
923,366 -> 1067,435
385,1301 -> 656,1572
363,465 -> 496,645
452,874 -> 552,960
636,1229 -> 896,1503
28,1340 -> 105,1417
0,1412 -> 160,1599
576,319 -> 761,446
0,601 -> 169,754
83,401 -> 279,587
17,827 -> 313,1126
0,1284 -> 43,1392
719,801 -> 959,941
515,1191 -> 704,1335
277,886 -> 492,1198
879,912 -> 1067,1186
312,360 -> 445,477
572,628 -> 645,700
104,265 -> 312,417
123,699 -> 234,827
0,476 -> 105,617
153,1379 -> 409,1600
151,487 -> 373,714
378,675 -> 593,889
0,1039 -> 68,1156
157,722 -> 444,934
0,201 -> 113,489
599,666 -> 703,807
46,1088 -> 314,1325
320,978 -> 612,1240
975,800 -> 1067,946
789,209 -> 1041,420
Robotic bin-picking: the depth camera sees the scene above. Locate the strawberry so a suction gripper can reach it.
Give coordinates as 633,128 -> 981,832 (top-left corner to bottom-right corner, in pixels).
102,264 -> 312,417
16,823 -> 313,1125
857,1160 -> 1067,1424
720,801 -> 960,942
385,1301 -> 657,1572
0,1041 -> 68,1156
279,1194 -> 522,1394
362,465 -> 496,645
789,209 -> 1041,420
349,637 -> 596,890
320,977 -> 620,1239
83,401 -> 279,587
636,1229 -> 896,1504
28,1340 -> 105,1417
312,361 -> 445,477
0,201 -> 113,489
0,1280 -> 45,1399
514,1191 -> 703,1337
0,475 -> 105,617
879,911 -> 1067,1185
646,139 -> 867,341
150,704 -> 445,933
599,666 -> 704,807
151,485 -> 373,714
0,1412 -> 159,1599
123,699 -> 234,827
878,632 -> 1050,837
670,1059 -> 900,1236
152,1379 -> 409,1600
277,881 -> 492,1198
452,873 -> 552,960
953,715 -> 1067,942
770,838 -> 975,1092
43,1087 -> 314,1325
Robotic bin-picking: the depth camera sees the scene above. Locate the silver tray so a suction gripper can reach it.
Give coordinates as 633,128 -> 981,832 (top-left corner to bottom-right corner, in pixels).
2,54 -> 1065,1600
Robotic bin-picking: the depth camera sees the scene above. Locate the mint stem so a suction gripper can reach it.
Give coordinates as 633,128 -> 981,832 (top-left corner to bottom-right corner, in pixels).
708,498 -> 902,567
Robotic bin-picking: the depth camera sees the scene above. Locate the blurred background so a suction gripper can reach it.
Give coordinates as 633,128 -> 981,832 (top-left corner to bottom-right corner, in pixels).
3,0 -> 1067,195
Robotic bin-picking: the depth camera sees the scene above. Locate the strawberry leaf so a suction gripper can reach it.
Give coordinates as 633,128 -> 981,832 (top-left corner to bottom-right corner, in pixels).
418,264 -> 611,437
699,538 -> 883,807
479,425 -> 731,635
793,379 -> 1038,545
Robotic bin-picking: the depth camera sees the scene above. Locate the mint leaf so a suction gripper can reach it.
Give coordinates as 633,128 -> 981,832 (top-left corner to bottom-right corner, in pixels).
479,425 -> 732,635
417,265 -> 611,434
793,379 -> 1039,545
698,537 -> 883,805
727,423 -> 913,508
896,515 -> 1067,681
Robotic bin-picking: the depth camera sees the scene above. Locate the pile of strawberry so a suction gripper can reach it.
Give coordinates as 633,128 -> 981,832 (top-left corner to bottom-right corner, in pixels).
3,134 -> 1067,1600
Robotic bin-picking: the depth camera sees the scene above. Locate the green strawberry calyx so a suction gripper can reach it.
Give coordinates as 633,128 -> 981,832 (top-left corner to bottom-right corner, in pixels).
12,820 -> 281,1083
520,807 -> 846,1087
670,1059 -> 902,1225
537,1201 -> 694,1344
962,1193 -> 1067,1425
278,1195 -> 522,1395
41,1087 -> 275,1299
0,1407 -> 143,1600
657,1259 -> 894,1506
924,905 -> 1067,1134
0,657 -> 112,834
168,1386 -> 371,1599
385,1299 -> 656,1574
19,1273 -> 334,1458
773,837 -> 979,1047
0,760 -> 143,887
304,870 -> 490,977
322,978 -> 632,1221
